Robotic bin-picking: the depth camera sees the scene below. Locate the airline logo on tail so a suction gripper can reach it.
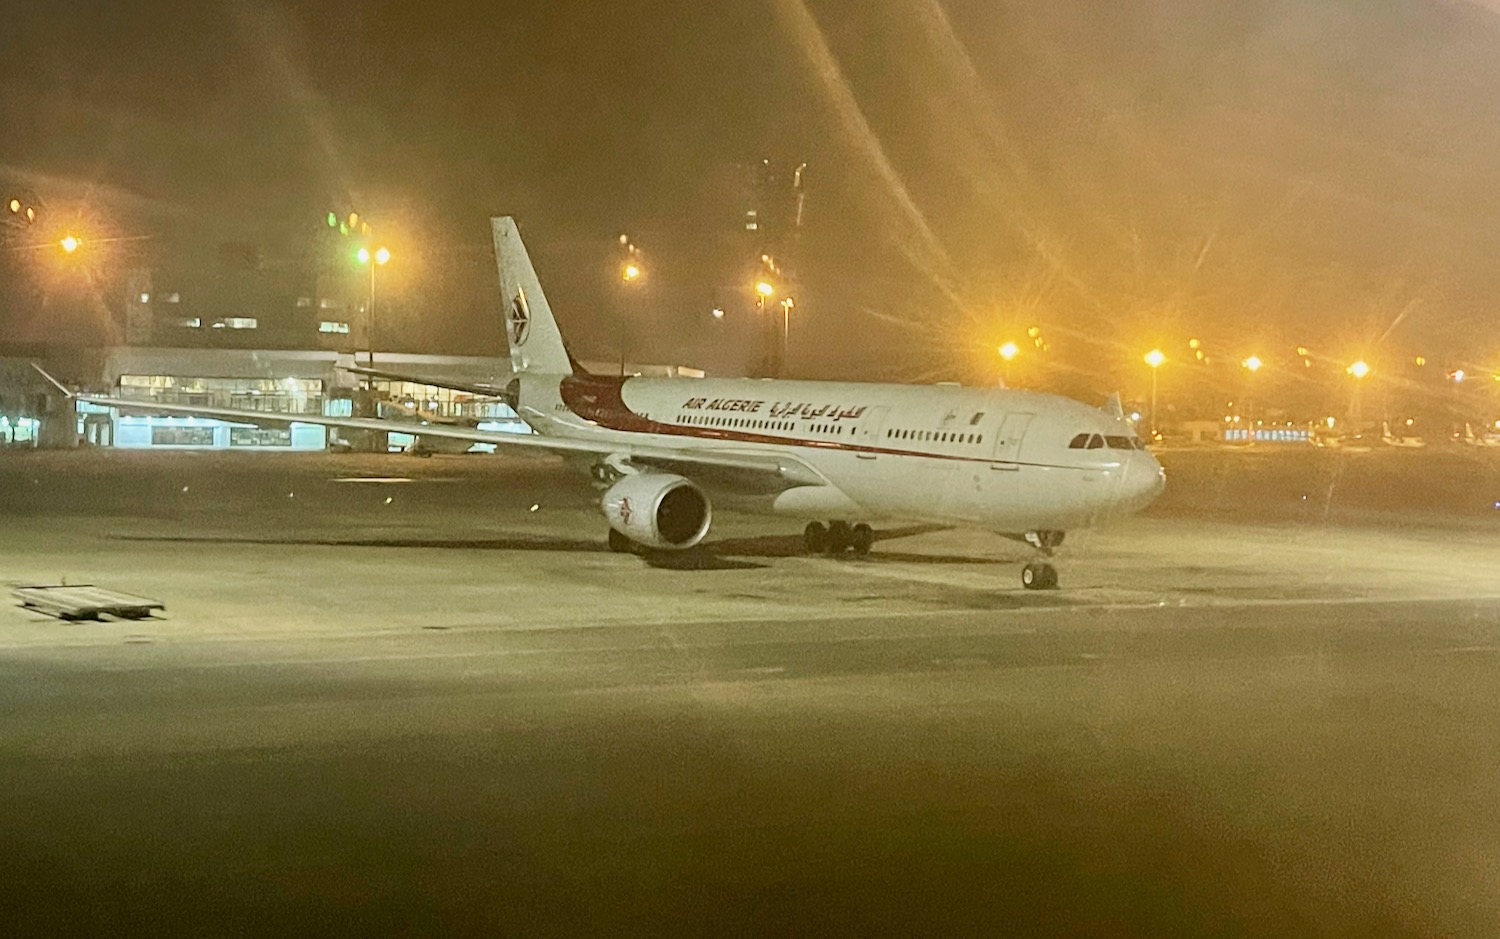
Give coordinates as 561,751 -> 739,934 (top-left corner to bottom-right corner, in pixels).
492,216 -> 573,375
508,289 -> 531,347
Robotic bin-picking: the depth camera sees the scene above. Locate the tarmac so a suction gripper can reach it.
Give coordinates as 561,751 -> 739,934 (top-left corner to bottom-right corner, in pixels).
1,447 -> 1498,936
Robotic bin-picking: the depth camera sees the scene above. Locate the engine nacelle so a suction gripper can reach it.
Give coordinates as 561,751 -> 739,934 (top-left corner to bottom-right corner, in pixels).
601,473 -> 712,550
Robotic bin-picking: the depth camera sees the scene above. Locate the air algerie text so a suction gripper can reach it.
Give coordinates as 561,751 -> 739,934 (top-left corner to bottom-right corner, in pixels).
682,397 -> 869,421
681,397 -> 764,413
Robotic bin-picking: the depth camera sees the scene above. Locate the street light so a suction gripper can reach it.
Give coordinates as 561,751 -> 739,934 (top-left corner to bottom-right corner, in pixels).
778,296 -> 795,372
357,246 -> 391,366
1241,356 -> 1263,442
1144,349 -> 1165,438
616,245 -> 645,376
998,341 -> 1019,385
1345,360 -> 1370,430
59,235 -> 80,254
755,280 -> 775,298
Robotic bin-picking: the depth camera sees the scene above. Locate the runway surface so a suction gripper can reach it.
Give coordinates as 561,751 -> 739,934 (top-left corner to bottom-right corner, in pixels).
2,449 -> 1498,936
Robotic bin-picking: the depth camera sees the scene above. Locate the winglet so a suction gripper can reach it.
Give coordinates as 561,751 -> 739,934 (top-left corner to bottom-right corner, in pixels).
30,363 -> 74,398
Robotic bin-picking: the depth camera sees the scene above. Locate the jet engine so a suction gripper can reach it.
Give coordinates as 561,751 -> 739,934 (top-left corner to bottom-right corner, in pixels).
601,473 -> 712,550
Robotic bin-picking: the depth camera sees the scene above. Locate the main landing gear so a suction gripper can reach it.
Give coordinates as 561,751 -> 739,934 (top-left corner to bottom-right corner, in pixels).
803,520 -> 874,556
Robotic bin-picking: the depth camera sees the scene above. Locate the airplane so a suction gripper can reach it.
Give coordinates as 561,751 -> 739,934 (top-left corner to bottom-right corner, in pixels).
1380,421 -> 1426,449
35,216 -> 1165,590
1462,422 -> 1500,448
1308,425 -> 1371,452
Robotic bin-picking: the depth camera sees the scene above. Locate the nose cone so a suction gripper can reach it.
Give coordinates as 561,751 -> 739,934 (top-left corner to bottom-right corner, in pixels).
1119,451 -> 1166,514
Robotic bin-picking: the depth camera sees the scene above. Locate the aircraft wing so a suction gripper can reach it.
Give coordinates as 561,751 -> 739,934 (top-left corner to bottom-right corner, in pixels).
37,368 -> 826,489
342,364 -> 515,400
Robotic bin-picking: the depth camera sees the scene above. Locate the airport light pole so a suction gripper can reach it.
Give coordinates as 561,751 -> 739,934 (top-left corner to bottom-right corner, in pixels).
357,245 -> 391,367
779,296 -> 794,373
754,280 -> 776,375
1241,356 -> 1262,442
1346,359 -> 1370,431
999,341 -> 1019,386
1144,349 -> 1165,438
615,234 -> 645,376
620,254 -> 643,376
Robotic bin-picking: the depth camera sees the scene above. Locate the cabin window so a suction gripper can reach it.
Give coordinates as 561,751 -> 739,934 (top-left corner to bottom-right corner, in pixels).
1068,433 -> 1090,449
1105,435 -> 1134,450
1086,434 -> 1105,449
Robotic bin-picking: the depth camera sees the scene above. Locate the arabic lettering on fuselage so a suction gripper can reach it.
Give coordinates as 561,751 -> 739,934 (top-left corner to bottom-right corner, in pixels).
682,397 -> 868,421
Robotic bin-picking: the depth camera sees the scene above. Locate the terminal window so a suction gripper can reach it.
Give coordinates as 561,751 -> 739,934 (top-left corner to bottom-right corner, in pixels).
152,426 -> 216,446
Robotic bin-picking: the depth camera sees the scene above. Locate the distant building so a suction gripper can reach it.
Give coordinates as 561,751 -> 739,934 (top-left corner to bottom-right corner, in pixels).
739,159 -> 807,378
0,346 -> 524,452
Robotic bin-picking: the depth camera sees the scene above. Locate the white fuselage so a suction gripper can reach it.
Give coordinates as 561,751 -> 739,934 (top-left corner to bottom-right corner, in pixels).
520,373 -> 1165,533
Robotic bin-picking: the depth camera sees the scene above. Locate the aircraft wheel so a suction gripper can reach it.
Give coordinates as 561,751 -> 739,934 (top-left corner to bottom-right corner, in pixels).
607,528 -> 634,554
803,521 -> 828,554
850,523 -> 874,556
1022,562 -> 1058,590
826,520 -> 852,554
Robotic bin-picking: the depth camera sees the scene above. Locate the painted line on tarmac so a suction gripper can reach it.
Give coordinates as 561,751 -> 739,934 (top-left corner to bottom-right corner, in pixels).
2,592 -> 1498,657
330,477 -> 415,483
7,594 -> 1500,671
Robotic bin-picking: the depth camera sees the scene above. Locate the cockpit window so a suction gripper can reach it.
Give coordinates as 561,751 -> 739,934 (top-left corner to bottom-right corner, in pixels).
1070,433 -> 1121,450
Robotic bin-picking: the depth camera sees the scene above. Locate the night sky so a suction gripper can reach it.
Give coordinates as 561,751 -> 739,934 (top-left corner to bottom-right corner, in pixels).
5,0 -> 1500,390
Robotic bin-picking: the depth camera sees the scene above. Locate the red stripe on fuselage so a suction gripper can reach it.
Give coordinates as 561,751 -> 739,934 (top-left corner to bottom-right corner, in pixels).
557,373 -> 1086,468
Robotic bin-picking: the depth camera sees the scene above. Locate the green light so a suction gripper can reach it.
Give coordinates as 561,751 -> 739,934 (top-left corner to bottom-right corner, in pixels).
356,246 -> 371,264
339,222 -> 349,235
326,212 -> 337,227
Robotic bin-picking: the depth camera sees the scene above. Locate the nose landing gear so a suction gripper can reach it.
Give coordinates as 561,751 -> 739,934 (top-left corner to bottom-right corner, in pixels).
1020,530 -> 1065,590
1021,562 -> 1058,590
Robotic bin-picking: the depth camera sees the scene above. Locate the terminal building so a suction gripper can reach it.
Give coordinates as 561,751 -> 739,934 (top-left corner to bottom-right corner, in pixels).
0,208 -> 536,451
1,345 -> 527,452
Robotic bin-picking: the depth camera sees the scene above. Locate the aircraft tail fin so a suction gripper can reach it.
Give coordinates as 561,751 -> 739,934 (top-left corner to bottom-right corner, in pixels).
1101,392 -> 1125,421
491,217 -> 575,376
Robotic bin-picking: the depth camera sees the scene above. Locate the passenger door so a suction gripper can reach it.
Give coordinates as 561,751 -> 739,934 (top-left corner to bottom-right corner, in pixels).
854,406 -> 890,459
989,412 -> 1034,471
